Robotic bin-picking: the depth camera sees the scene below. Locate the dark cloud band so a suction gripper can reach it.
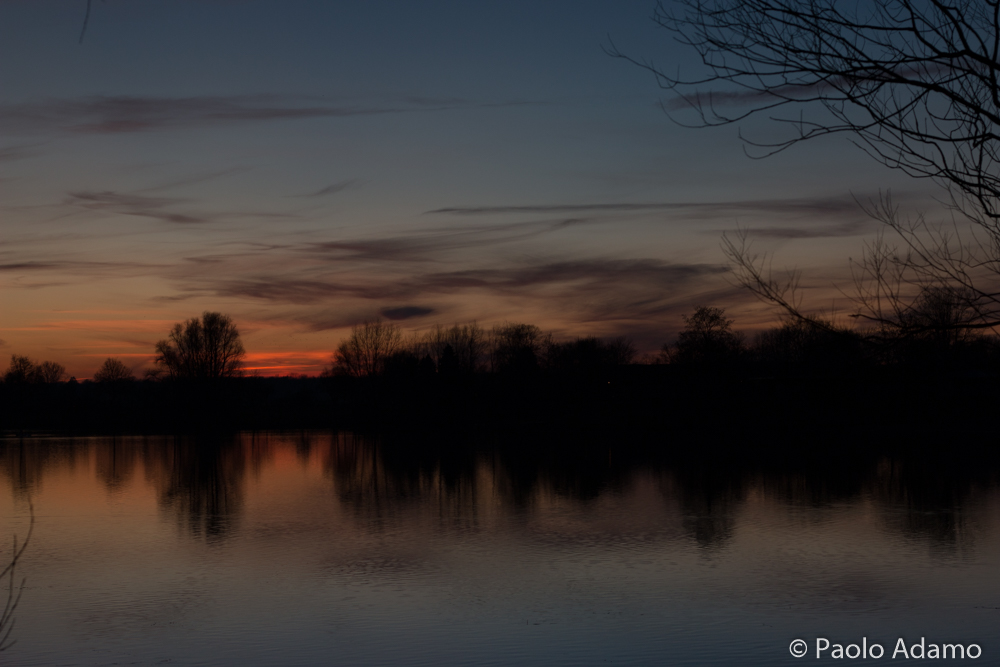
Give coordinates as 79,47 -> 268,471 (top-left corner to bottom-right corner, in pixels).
380,306 -> 435,321
0,95 -> 532,136
427,196 -> 865,218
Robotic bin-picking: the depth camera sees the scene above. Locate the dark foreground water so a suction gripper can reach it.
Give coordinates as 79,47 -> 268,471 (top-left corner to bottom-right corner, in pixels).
0,432 -> 998,666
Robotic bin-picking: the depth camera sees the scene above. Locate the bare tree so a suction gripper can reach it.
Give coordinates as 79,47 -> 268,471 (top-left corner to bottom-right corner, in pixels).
490,323 -> 545,373
327,320 -> 402,377
2,357 -> 36,384
154,312 -> 245,380
79,0 -> 92,43
616,0 -> 1000,335
667,306 -> 745,364
417,323 -> 487,374
34,361 -> 66,384
93,357 -> 135,383
2,356 -> 65,384
545,336 -> 637,371
0,504 -> 33,653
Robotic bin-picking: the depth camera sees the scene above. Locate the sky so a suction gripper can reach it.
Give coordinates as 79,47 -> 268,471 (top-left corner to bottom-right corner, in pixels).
0,0 -> 939,377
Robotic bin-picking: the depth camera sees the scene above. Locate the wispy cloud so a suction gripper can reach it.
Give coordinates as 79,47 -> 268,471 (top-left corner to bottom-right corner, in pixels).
66,190 -> 210,224
0,143 -> 39,161
6,319 -> 178,333
661,87 -> 821,112
198,257 -> 726,307
427,195 -> 863,219
419,258 -> 725,292
140,168 -> 250,193
306,217 -> 588,263
303,180 -> 357,197
0,260 -> 167,287
0,95 -> 531,135
0,262 -> 58,271
298,311 -> 380,332
380,306 -> 435,321
306,239 -> 430,263
202,278 -> 391,304
64,188 -> 300,225
739,219 -> 872,239
0,260 -> 158,272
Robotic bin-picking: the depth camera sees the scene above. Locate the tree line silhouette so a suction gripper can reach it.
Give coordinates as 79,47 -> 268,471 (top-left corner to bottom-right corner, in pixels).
1,306 -> 999,435
323,320 -> 637,379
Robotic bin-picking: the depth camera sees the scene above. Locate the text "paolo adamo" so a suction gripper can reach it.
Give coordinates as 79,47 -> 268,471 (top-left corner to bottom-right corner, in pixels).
789,637 -> 982,659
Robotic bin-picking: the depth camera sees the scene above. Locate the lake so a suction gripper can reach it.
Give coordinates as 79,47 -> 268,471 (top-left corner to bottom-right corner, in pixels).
0,432 -> 997,665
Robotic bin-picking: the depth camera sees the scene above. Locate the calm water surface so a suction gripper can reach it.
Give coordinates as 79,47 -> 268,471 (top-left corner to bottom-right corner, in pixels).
0,433 -> 998,666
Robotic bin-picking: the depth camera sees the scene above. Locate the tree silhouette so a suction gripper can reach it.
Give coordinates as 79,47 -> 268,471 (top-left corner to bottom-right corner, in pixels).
2,356 -> 36,384
417,323 -> 487,375
93,357 -> 135,383
34,361 -> 66,384
0,504 -> 32,652
545,336 -> 637,373
490,323 -> 544,374
2,356 -> 65,384
618,0 -> 1000,335
78,0 -> 92,43
668,306 -> 744,364
326,319 -> 402,377
154,312 -> 245,380
750,317 -> 868,375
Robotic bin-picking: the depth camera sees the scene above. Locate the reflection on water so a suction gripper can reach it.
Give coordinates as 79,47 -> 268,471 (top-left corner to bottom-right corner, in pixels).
0,432 -> 998,666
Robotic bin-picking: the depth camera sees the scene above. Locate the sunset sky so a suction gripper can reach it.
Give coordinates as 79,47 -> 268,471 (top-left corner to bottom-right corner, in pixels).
0,0 -> 937,377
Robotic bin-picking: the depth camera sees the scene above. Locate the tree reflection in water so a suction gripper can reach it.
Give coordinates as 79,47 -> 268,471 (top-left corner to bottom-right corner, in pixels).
0,432 -> 994,553
146,436 -> 248,540
95,437 -> 138,492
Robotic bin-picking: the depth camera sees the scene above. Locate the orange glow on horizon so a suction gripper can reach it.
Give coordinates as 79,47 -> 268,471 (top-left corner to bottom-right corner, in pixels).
241,350 -> 331,376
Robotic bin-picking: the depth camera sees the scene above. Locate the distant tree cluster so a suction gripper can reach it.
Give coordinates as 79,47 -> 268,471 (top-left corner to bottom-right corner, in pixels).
322,319 -> 637,379
327,319 -> 403,378
545,335 -> 636,374
0,311 -> 243,386
663,307 -> 743,365
4,298 -> 998,392
2,356 -> 66,384
660,304 -> 1000,375
3,303 -> 1000,437
419,323 -> 488,376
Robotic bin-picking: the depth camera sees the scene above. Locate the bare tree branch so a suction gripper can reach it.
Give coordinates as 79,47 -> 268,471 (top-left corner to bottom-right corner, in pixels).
624,1 -> 1000,336
0,504 -> 34,653
79,0 -> 92,44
